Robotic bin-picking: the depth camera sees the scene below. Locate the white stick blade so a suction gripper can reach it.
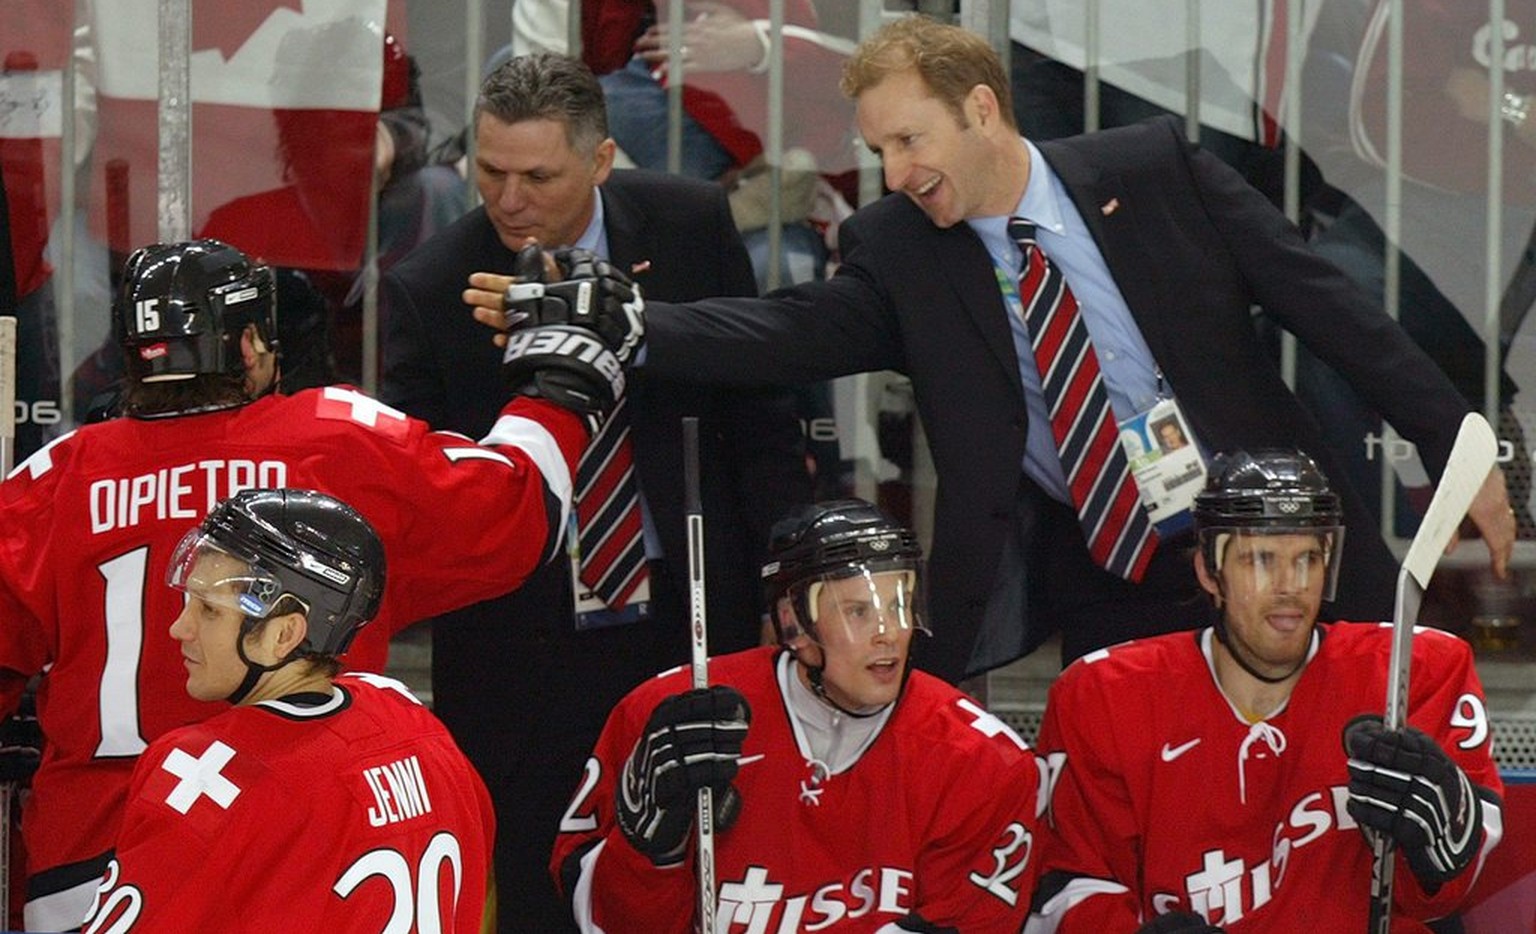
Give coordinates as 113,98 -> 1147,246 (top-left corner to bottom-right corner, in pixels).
1400,413 -> 1498,589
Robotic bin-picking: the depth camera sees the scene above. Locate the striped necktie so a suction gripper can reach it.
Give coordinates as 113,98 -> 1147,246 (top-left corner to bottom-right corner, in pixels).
575,395 -> 650,609
1010,217 -> 1157,581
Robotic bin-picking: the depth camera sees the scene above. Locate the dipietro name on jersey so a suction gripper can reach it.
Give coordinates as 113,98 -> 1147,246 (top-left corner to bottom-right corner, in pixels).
90,459 -> 290,534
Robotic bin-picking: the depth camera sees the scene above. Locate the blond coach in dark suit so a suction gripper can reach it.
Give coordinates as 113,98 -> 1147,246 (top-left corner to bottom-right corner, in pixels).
478,17 -> 1515,685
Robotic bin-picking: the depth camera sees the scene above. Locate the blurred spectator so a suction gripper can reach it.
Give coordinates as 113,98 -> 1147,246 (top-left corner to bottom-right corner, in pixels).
515,0 -> 858,291
1293,0 -> 1536,534
199,28 -> 466,385
72,26 -> 461,412
1,5 -> 79,459
1007,0 -> 1326,211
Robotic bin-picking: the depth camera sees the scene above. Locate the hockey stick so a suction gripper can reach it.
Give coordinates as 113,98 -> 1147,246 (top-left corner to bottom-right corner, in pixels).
0,315 -> 15,926
682,416 -> 716,934
1367,412 -> 1498,934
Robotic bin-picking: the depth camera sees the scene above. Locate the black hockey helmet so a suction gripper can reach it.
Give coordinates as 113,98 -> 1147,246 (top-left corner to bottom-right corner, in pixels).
762,499 -> 928,645
169,489 -> 385,659
114,239 -> 278,384
1195,449 -> 1344,599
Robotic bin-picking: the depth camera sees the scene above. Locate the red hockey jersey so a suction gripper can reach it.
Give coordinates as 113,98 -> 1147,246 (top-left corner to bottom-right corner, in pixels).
551,646 -> 1041,933
0,387 -> 583,928
80,673 -> 494,932
1030,623 -> 1505,933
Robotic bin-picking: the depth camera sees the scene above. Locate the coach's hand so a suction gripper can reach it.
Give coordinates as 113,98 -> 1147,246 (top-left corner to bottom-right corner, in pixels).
467,245 -> 645,365
616,686 -> 750,866
1343,714 -> 1486,888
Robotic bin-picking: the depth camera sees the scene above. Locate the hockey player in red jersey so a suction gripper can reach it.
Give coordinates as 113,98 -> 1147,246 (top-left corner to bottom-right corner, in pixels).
0,238 -> 638,928
79,490 -> 495,931
1027,450 -> 1504,933
551,500 -> 1040,933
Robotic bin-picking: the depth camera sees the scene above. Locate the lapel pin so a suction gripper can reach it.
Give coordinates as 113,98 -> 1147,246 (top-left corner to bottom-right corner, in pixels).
630,260 -> 653,276
1100,197 -> 1121,216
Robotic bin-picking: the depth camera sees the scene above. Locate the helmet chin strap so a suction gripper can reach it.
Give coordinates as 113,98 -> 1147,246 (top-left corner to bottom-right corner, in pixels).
226,616 -> 302,704
794,632 -> 914,719
1212,616 -> 1307,685
802,662 -> 890,718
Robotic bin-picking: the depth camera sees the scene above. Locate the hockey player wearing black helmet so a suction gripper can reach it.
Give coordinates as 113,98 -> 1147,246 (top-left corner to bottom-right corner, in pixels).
165,489 -> 385,704
1192,449 -> 1345,687
551,499 -> 1041,933
1028,450 -> 1503,933
85,488 -> 500,931
114,238 -> 283,417
0,234 -> 626,930
761,498 -> 929,714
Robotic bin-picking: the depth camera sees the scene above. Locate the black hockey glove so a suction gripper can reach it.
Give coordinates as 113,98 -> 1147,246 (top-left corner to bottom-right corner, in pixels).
615,685 -> 750,867
501,245 -> 645,366
498,245 -> 626,422
1135,911 -> 1224,933
0,693 -> 41,784
502,324 -> 625,423
1343,714 -> 1486,888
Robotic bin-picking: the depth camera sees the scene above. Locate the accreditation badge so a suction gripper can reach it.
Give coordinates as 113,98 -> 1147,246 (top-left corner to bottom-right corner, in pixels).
1117,397 -> 1206,535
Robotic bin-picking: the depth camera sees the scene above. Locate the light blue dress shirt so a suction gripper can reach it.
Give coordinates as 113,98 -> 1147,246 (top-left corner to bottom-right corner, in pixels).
967,140 -> 1164,505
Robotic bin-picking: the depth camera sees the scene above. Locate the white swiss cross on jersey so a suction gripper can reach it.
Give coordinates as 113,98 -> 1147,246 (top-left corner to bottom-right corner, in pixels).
161,741 -> 242,814
314,387 -> 411,443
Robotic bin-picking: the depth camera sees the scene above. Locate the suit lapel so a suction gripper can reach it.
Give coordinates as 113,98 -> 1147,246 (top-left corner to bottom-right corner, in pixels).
599,181 -> 647,270
928,218 -> 1029,393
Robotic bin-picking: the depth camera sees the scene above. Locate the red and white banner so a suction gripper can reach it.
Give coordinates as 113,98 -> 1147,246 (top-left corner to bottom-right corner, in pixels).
90,0 -> 388,271
0,0 -> 74,297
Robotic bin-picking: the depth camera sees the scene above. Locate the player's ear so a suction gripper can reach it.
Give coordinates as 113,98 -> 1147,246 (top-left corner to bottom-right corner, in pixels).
592,137 -> 617,185
255,609 -> 311,663
1194,552 -> 1223,604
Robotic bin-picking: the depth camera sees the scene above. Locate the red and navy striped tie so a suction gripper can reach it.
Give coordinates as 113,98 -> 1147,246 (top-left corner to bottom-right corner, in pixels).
575,395 -> 650,608
1010,217 -> 1157,581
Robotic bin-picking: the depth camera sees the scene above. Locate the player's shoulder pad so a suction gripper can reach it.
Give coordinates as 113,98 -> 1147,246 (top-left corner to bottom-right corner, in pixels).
2,429 -> 80,490
296,385 -> 420,446
902,673 -> 1034,762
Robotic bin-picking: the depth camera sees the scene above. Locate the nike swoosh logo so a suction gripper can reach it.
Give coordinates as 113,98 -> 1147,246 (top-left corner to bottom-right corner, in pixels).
1160,738 -> 1202,762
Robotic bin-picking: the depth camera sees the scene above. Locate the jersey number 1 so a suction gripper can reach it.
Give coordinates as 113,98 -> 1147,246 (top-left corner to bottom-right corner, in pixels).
99,548 -> 151,757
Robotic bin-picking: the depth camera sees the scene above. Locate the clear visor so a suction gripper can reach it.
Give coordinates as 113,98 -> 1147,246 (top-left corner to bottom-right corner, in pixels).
1205,526 -> 1344,602
803,563 -> 928,646
166,530 -> 287,619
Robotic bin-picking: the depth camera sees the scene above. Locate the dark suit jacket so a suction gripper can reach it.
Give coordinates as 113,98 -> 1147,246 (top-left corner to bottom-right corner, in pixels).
644,116 -> 1472,683
383,169 -> 809,654
380,169 -> 810,930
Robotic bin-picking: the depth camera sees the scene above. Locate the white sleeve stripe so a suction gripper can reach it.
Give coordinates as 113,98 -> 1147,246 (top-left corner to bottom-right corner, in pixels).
26,874 -> 104,932
1466,796 -> 1505,890
1023,877 -> 1132,934
481,414 -> 574,534
572,838 -> 610,934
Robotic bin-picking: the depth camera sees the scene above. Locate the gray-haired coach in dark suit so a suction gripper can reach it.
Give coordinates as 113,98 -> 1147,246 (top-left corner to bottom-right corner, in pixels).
382,53 -> 809,933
